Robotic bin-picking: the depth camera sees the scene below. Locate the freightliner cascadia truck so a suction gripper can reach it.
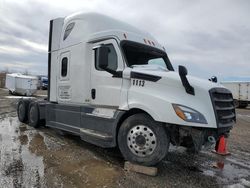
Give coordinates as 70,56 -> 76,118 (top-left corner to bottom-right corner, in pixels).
17,12 -> 236,166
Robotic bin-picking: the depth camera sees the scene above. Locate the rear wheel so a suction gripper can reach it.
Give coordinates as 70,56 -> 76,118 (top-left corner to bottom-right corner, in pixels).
28,102 -> 41,128
17,99 -> 29,123
118,113 -> 169,166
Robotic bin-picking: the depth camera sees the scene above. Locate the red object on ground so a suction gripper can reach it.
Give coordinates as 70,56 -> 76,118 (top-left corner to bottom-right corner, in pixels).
212,161 -> 225,169
214,135 -> 230,156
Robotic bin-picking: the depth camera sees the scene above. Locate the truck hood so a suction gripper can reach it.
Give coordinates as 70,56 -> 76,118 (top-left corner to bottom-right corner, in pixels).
130,65 -> 222,91
126,65 -> 224,128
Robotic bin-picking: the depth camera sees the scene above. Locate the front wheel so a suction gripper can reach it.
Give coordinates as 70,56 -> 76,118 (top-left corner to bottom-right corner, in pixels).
118,113 -> 169,166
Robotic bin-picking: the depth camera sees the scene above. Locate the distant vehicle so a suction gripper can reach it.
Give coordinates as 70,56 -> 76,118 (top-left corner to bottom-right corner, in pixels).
5,73 -> 38,96
37,76 -> 48,90
17,12 -> 235,166
221,81 -> 250,108
40,77 -> 48,90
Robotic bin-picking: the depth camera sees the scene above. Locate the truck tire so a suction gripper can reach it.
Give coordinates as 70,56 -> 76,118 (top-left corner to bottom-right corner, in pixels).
118,113 -> 169,166
233,99 -> 239,108
17,99 -> 29,123
28,102 -> 41,128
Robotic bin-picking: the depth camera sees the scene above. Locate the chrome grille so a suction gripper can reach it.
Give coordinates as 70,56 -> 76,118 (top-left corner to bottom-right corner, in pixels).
209,88 -> 236,127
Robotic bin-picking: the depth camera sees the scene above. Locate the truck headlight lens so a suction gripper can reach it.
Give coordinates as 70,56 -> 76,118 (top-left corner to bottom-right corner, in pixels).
172,104 -> 207,124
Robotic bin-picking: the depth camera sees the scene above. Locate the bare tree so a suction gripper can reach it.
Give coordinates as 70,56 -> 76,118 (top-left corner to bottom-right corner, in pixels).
23,69 -> 29,75
4,67 -> 10,73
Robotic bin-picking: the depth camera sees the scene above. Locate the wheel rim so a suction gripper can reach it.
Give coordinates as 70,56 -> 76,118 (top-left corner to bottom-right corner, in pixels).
127,125 -> 157,157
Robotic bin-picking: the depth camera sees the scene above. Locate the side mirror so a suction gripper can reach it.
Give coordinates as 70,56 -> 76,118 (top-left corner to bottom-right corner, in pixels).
179,65 -> 187,76
209,76 -> 217,83
96,45 -> 121,77
97,46 -> 109,70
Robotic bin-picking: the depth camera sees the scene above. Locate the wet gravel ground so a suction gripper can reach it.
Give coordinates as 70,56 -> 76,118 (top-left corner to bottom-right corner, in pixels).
0,88 -> 250,188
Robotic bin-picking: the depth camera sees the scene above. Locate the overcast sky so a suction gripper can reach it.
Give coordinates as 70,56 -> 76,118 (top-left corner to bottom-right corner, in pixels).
0,0 -> 249,81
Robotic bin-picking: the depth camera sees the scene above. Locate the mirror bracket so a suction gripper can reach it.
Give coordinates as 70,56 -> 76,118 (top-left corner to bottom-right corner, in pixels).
178,65 -> 195,95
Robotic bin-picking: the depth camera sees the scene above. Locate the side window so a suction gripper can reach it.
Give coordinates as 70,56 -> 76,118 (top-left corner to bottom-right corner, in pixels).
63,22 -> 75,40
95,44 -> 118,71
61,57 -> 68,77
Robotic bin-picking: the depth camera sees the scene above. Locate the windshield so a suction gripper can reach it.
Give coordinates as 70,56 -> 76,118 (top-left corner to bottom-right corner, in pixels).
121,41 -> 174,71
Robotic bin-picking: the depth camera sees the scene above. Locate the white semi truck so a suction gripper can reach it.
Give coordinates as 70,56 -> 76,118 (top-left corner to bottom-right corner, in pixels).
17,12 -> 236,166
221,81 -> 249,108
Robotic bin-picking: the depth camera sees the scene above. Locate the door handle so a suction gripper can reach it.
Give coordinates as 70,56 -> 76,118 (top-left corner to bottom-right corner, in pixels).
91,89 -> 96,99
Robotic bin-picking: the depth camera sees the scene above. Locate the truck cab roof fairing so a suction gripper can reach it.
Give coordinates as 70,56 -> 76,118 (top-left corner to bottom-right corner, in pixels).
60,12 -> 163,50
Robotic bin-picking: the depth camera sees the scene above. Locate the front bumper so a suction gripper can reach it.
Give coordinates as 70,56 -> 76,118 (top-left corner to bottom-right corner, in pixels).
177,126 -> 232,152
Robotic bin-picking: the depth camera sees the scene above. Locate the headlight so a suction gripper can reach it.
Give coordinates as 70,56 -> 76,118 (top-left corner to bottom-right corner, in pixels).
172,104 -> 207,124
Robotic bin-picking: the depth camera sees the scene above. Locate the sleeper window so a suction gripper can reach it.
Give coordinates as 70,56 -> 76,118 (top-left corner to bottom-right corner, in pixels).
61,57 -> 68,77
95,44 -> 118,71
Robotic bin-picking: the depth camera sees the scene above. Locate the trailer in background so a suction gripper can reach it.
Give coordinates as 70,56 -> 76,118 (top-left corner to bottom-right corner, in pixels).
5,73 -> 38,96
221,81 -> 250,108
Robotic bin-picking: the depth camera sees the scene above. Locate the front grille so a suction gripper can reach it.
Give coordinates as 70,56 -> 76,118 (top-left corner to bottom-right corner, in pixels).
209,88 -> 236,128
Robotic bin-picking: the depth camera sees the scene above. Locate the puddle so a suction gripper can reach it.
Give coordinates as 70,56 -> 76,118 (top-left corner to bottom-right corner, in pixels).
36,95 -> 47,97
216,163 -> 250,183
4,96 -> 35,99
0,117 -> 45,187
200,155 -> 250,187
0,117 -> 123,187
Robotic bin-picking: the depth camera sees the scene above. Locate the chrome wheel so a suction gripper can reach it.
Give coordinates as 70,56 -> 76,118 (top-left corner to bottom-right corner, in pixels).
127,125 -> 157,157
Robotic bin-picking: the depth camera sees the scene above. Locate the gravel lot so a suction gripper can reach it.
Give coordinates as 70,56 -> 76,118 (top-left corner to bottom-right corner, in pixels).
0,88 -> 250,188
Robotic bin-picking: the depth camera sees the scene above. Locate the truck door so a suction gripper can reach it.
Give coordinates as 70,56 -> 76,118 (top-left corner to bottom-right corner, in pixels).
57,51 -> 71,101
90,39 -> 123,107
239,83 -> 248,101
